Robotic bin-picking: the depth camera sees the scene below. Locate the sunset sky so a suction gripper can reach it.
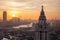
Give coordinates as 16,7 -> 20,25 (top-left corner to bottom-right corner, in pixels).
0,0 -> 60,20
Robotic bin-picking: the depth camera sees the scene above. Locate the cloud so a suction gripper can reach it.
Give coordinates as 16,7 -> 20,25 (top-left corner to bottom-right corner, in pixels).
0,0 -> 60,10
0,0 -> 40,10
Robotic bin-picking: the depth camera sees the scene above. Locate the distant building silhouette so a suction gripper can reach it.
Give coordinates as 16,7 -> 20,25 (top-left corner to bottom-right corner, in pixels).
3,11 -> 7,22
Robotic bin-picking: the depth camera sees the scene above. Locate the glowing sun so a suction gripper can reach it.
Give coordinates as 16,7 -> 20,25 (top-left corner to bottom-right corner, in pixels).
12,14 -> 16,17
10,10 -> 17,17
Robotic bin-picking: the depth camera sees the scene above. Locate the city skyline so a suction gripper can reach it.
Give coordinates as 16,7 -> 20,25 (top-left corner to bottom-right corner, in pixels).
0,0 -> 60,20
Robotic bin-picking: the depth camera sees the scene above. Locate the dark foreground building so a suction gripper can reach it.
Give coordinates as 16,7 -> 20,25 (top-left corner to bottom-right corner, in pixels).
34,6 -> 50,40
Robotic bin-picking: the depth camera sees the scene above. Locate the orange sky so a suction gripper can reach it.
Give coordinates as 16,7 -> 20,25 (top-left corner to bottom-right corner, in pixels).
0,0 -> 60,20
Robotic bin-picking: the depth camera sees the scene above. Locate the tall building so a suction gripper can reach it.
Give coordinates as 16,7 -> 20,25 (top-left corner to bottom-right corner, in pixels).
35,6 -> 49,40
3,11 -> 7,22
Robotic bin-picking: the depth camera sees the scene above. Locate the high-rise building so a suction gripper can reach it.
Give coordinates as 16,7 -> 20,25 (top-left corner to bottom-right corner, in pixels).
35,6 -> 50,40
3,11 -> 7,22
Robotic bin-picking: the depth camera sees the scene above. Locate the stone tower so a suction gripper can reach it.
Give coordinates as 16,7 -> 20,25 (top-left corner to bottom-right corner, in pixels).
35,6 -> 49,40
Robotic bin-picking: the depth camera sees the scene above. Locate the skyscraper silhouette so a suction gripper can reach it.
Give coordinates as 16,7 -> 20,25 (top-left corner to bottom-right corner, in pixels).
3,11 -> 7,22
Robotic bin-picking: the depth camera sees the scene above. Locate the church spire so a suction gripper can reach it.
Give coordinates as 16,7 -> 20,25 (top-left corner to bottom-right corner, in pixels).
39,5 -> 46,21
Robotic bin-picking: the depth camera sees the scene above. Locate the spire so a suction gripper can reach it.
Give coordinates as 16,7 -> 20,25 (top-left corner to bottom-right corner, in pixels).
39,5 -> 46,20
38,5 -> 47,29
42,5 -> 43,11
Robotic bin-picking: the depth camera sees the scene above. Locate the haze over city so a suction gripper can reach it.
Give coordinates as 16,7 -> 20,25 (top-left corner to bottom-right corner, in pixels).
0,0 -> 60,20
0,0 -> 60,40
